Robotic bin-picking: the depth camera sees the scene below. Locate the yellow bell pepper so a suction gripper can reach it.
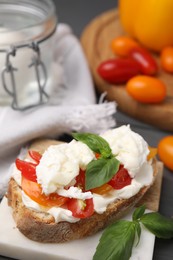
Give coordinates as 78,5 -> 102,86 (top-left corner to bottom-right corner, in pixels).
119,0 -> 173,52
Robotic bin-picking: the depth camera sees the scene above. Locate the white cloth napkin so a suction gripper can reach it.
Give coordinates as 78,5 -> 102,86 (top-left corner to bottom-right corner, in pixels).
0,23 -> 117,198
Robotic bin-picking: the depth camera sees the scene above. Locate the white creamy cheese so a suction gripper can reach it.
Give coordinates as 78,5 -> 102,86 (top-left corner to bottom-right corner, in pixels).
12,164 -> 22,186
36,141 -> 95,195
48,207 -> 79,223
68,139 -> 95,170
100,125 -> 149,178
12,125 -> 154,224
57,186 -> 93,199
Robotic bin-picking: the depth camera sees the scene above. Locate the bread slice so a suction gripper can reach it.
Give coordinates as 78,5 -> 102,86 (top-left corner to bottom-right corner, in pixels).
7,139 -> 158,243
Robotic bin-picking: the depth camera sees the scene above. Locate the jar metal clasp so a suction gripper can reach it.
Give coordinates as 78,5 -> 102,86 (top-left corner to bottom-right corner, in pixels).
1,42 -> 49,110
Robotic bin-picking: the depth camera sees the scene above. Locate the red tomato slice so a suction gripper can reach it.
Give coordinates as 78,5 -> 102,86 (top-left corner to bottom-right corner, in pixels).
22,177 -> 69,207
95,153 -> 101,159
15,158 -> 37,182
28,150 -> 42,164
108,165 -> 132,190
67,198 -> 94,218
75,169 -> 86,190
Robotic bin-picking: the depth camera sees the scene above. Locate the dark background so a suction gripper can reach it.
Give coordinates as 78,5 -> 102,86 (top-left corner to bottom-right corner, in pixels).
0,0 -> 173,259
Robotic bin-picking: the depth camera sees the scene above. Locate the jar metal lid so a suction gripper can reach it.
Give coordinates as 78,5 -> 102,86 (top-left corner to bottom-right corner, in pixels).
0,0 -> 57,48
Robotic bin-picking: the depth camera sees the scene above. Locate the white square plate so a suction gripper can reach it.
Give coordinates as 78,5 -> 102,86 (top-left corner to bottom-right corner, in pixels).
0,197 -> 155,260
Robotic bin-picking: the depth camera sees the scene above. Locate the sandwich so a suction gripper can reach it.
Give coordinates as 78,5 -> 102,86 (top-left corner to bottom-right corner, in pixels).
7,125 -> 158,243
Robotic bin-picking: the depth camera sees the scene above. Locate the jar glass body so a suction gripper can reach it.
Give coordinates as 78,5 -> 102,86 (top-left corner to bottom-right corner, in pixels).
0,0 -> 57,109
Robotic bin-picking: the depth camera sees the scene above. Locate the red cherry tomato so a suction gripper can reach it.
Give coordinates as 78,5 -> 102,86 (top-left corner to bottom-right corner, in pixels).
22,177 -> 69,207
108,165 -> 132,190
97,58 -> 141,84
15,158 -> 37,182
67,198 -> 94,219
129,47 -> 158,75
161,47 -> 173,73
111,36 -> 139,57
126,75 -> 166,104
28,150 -> 42,164
158,136 -> 173,171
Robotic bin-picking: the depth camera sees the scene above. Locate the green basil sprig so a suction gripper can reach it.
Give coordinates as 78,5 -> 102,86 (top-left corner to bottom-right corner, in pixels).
93,205 -> 173,260
93,220 -> 138,260
72,132 -> 120,190
72,132 -> 112,158
85,157 -> 120,190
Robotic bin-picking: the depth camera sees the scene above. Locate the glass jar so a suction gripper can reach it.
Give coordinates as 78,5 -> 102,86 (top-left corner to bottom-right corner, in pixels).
0,0 -> 57,110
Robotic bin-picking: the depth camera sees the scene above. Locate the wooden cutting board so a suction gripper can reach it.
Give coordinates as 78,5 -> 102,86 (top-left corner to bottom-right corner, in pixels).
81,9 -> 173,131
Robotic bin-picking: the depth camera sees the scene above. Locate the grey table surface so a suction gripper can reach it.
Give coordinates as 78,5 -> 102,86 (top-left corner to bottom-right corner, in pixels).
0,0 -> 173,259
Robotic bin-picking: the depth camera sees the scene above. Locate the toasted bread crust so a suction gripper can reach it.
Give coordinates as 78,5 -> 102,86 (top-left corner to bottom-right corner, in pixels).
7,139 -> 158,243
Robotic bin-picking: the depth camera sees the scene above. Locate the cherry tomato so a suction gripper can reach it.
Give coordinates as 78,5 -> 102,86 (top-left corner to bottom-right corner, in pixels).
91,183 -> 113,195
28,150 -> 42,164
147,146 -> 157,161
158,136 -> 173,171
111,36 -> 139,57
67,198 -> 94,218
95,153 -> 101,159
161,47 -> 173,73
97,58 -> 141,84
75,169 -> 86,191
129,47 -> 158,75
15,158 -> 37,182
22,177 -> 69,207
108,165 -> 132,190
126,75 -> 166,104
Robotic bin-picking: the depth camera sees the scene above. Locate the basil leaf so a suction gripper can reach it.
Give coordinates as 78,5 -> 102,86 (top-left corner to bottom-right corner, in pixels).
85,157 -> 120,190
135,221 -> 141,247
141,212 -> 173,239
133,205 -> 146,221
93,220 -> 137,260
72,132 -> 112,158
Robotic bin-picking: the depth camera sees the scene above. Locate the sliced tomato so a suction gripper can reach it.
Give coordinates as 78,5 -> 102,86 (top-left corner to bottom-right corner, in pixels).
67,198 -> 94,218
108,165 -> 132,190
16,158 -> 37,182
28,150 -> 42,164
147,146 -> 157,161
22,177 -> 69,207
91,183 -> 113,195
75,169 -> 86,190
95,153 -> 101,159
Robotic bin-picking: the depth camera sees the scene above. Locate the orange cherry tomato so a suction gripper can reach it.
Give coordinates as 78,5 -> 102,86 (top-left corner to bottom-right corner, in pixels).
111,36 -> 139,57
147,146 -> 157,161
22,177 -> 69,207
91,183 -> 113,195
158,136 -> 173,171
161,46 -> 173,73
126,75 -> 166,104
